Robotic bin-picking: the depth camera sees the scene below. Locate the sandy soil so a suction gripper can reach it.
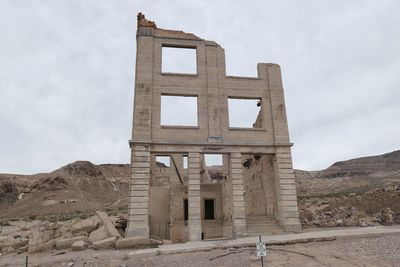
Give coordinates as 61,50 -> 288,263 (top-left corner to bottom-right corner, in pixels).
1,233 -> 400,267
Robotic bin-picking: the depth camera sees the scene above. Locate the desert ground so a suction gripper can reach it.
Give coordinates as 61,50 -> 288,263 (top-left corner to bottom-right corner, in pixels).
1,233 -> 399,266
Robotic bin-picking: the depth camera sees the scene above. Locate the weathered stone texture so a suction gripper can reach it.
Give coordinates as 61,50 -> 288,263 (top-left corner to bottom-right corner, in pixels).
126,13 -> 301,239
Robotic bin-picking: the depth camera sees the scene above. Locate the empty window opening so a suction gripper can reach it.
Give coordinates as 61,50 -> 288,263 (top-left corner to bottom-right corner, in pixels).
183,155 -> 188,169
184,199 -> 188,221
204,154 -> 223,167
162,46 -> 197,74
228,98 -> 262,128
204,199 -> 215,220
156,156 -> 170,167
161,95 -> 198,126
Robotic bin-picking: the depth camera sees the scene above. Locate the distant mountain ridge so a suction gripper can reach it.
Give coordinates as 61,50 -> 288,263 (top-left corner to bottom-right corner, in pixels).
296,150 -> 400,196
1,150 -> 399,218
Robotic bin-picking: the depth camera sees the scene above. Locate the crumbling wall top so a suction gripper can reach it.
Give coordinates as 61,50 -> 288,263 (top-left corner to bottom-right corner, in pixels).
137,12 -> 157,29
137,12 -> 203,41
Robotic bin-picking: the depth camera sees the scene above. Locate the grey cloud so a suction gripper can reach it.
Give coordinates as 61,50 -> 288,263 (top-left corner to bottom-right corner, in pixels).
0,0 -> 399,173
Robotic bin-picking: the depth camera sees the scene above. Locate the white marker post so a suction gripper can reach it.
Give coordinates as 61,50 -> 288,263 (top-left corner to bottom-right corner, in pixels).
256,235 -> 267,266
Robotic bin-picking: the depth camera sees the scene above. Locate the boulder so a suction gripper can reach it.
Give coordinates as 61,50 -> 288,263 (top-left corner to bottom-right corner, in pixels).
56,236 -> 88,250
381,208 -> 394,225
72,216 -> 100,234
95,211 -> 121,238
88,226 -> 109,244
0,236 -> 15,249
28,222 -> 58,253
93,237 -> 117,250
29,239 -> 57,253
115,237 -> 151,249
358,219 -> 368,227
17,245 -> 28,254
71,240 -> 88,251
55,226 -> 74,239
335,219 -> 343,227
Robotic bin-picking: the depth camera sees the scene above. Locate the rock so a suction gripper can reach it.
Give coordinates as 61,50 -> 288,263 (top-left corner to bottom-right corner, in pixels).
34,239 -> 57,253
17,245 -> 28,254
312,219 -> 321,227
28,222 -> 58,253
0,236 -> 15,249
115,237 -> 151,249
381,208 -> 394,225
0,236 -> 28,252
42,200 -> 59,206
95,211 -> 121,238
71,240 -> 88,251
359,219 -> 368,227
162,239 -> 173,245
150,238 -> 162,245
88,226 -> 109,244
55,226 -> 73,239
72,216 -> 100,234
93,237 -> 117,250
56,236 -> 88,250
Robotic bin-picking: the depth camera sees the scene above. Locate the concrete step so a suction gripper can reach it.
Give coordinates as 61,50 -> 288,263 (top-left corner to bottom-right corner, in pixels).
246,227 -> 283,235
246,216 -> 283,235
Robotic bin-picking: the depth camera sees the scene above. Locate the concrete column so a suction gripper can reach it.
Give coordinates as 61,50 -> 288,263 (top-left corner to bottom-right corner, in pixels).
205,44 -> 222,142
274,146 -> 301,232
188,152 -> 202,241
230,152 -> 247,237
126,145 -> 151,238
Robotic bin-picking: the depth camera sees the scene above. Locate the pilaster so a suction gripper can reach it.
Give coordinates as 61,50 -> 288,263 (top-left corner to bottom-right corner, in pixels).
230,152 -> 247,237
126,145 -> 151,237
188,152 -> 202,241
274,146 -> 301,232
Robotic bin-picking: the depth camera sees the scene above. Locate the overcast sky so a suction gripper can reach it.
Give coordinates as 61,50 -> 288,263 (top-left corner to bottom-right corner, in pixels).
1,0 -> 399,174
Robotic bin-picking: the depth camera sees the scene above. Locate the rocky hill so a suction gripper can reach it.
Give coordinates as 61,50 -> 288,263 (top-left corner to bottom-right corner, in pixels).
296,150 -> 400,196
0,161 -> 129,219
0,150 -> 399,227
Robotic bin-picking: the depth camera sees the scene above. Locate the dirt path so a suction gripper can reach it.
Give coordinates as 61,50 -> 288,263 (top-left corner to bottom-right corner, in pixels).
1,233 -> 400,267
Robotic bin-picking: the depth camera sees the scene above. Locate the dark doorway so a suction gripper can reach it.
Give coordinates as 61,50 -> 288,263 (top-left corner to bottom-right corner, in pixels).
204,199 -> 215,220
184,199 -> 188,222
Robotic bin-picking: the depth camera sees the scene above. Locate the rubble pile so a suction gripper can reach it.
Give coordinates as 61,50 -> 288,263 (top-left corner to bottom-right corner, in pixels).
0,211 -> 156,256
299,185 -> 400,228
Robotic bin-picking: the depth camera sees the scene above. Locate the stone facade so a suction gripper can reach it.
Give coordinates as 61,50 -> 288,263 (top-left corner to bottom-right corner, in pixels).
126,13 -> 301,241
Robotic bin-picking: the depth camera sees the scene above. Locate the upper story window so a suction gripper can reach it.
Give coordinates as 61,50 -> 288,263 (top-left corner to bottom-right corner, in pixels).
228,97 -> 262,129
160,95 -> 198,127
161,46 -> 197,74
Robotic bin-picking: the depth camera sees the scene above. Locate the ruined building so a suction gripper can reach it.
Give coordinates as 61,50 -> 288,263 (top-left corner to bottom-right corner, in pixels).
126,13 -> 301,241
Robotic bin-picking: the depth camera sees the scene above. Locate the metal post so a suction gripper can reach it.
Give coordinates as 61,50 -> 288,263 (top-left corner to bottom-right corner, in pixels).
259,235 -> 264,267
25,255 -> 28,267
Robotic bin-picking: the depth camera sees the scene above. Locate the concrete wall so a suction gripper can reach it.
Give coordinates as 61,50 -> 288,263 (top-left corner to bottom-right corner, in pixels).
242,154 -> 276,218
127,14 -> 301,238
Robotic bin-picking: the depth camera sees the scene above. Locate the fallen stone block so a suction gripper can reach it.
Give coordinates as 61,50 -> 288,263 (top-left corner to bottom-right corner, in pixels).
93,236 -> 117,250
29,239 -> 57,253
29,222 -> 58,250
0,236 -> 16,249
115,237 -> 151,249
72,216 -> 100,234
55,226 -> 74,239
95,211 -> 121,238
71,240 -> 88,251
88,226 -> 109,244
163,239 -> 173,245
56,236 -> 88,250
150,238 -> 162,245
17,245 -> 28,254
